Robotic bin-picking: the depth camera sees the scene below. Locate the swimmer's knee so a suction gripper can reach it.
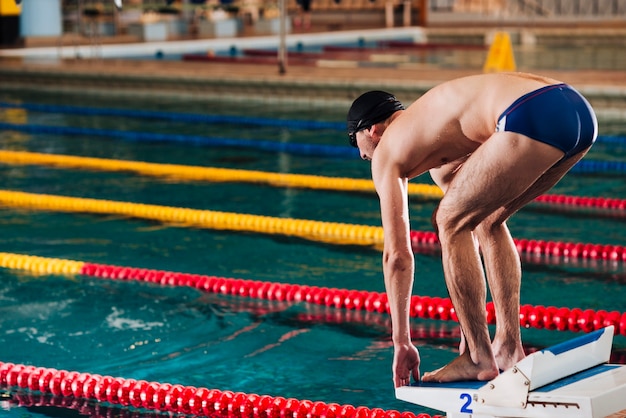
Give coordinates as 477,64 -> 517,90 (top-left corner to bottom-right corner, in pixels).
474,218 -> 508,241
433,200 -> 477,239
477,212 -> 508,233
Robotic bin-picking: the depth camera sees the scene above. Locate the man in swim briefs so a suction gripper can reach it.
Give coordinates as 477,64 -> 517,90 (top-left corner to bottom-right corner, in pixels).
345,72 -> 597,385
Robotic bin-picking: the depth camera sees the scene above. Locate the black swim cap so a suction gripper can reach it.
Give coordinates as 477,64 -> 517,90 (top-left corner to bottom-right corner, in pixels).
346,90 -> 404,147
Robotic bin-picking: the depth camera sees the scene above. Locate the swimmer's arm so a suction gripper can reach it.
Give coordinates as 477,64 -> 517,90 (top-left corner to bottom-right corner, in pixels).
371,155 -> 414,346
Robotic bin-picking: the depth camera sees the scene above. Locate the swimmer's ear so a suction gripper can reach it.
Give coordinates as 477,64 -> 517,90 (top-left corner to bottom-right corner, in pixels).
368,123 -> 384,140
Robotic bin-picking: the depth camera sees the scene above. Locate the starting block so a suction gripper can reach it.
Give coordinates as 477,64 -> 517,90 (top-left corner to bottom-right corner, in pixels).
396,326 -> 626,418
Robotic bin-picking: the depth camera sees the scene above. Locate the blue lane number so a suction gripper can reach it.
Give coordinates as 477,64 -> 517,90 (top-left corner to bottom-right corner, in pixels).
460,393 -> 473,413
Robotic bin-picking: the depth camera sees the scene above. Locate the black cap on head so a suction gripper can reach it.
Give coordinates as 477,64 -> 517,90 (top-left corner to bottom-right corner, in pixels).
346,90 -> 404,147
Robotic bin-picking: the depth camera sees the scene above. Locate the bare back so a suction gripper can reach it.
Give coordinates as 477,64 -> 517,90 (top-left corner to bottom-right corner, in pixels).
375,72 -> 562,180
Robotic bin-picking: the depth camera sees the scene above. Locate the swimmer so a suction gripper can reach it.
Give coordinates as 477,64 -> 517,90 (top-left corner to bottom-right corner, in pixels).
345,72 -> 597,385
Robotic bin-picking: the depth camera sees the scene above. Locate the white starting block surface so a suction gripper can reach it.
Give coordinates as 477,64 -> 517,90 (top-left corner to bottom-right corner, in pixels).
396,326 -> 626,418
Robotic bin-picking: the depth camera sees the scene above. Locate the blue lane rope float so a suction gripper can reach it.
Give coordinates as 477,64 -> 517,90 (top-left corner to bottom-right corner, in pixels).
0,121 -> 623,170
569,159 -> 626,174
0,122 -> 358,158
1,102 -> 624,146
0,102 -> 344,130
594,135 -> 626,147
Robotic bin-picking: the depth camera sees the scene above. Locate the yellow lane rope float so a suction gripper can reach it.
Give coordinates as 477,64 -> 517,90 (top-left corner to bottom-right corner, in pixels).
0,252 -> 84,275
0,150 -> 444,199
2,150 -> 624,213
1,189 -> 623,262
0,190 -> 384,247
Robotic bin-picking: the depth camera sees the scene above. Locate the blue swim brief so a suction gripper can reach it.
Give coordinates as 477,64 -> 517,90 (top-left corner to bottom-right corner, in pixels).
496,83 -> 598,159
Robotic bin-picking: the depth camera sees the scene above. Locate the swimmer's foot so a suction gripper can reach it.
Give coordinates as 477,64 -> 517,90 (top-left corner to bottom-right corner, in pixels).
422,351 -> 499,383
493,341 -> 526,373
495,353 -> 525,373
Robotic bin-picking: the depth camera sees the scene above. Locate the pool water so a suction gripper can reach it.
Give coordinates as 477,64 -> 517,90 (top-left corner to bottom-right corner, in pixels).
0,89 -> 624,417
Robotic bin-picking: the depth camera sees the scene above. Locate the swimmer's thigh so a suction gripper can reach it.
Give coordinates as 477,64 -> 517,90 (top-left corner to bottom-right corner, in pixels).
437,132 -> 565,228
497,146 -> 591,222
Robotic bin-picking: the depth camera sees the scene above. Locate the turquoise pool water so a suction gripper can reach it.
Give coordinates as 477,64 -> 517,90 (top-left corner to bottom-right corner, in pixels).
0,89 -> 624,417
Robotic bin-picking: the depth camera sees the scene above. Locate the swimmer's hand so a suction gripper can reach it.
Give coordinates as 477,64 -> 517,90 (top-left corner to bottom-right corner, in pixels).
392,342 -> 421,388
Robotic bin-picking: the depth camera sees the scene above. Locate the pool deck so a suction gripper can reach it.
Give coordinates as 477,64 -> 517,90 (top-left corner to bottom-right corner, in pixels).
1,26 -> 626,118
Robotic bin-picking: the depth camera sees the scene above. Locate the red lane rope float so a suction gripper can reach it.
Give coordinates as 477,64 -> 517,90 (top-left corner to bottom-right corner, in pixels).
534,194 -> 626,210
7,392 -> 169,418
0,190 -> 624,263
0,252 -> 624,336
410,230 -> 626,262
0,362 -> 439,418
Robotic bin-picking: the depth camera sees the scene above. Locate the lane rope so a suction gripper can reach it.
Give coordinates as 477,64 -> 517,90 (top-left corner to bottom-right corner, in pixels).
0,252 -> 624,335
0,122 -> 357,158
1,101 -> 624,148
0,362 -> 435,418
0,190 -> 623,263
0,122 -> 624,171
570,160 -> 626,174
0,189 -> 384,247
0,101 -> 345,131
0,150 -> 443,199
1,150 -> 625,213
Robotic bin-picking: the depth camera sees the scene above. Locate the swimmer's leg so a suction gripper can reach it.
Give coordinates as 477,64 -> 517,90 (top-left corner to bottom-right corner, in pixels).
473,219 -> 524,372
475,146 -> 591,372
423,132 -> 566,383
